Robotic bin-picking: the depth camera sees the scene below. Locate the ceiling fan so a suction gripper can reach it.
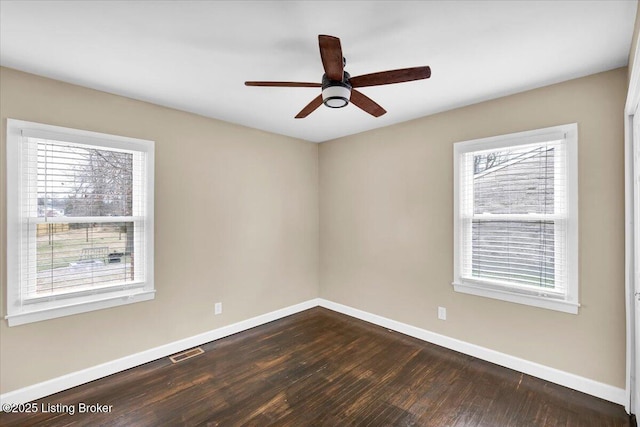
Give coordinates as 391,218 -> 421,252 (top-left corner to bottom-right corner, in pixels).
245,35 -> 431,118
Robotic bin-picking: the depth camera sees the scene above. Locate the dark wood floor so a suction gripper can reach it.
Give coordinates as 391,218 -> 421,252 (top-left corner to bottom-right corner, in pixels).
0,307 -> 631,426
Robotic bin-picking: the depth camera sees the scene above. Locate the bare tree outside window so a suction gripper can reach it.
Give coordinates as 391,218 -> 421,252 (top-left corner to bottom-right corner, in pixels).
62,149 -> 132,216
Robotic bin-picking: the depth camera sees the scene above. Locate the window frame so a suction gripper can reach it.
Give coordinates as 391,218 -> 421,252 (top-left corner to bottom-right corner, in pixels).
452,123 -> 579,314
6,119 -> 155,326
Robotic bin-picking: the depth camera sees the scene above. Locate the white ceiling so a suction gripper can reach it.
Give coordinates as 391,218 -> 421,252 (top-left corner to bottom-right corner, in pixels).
0,1 -> 637,143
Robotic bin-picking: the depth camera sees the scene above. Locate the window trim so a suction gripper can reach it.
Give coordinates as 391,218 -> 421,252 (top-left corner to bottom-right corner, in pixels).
452,123 -> 579,314
6,119 -> 155,326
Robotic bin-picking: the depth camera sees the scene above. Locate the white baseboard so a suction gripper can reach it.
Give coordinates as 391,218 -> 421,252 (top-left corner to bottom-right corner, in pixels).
1,297 -> 626,407
0,298 -> 321,405
318,298 -> 626,406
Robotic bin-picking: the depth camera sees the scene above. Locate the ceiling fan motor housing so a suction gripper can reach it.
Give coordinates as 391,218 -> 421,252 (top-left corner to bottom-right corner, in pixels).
322,72 -> 351,108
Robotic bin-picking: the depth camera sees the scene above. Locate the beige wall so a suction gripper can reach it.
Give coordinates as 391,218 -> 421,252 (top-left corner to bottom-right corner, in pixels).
0,67 -> 319,393
319,68 -> 627,388
0,65 -> 629,395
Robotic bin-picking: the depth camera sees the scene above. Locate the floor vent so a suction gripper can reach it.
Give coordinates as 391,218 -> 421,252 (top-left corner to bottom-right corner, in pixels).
169,347 -> 204,364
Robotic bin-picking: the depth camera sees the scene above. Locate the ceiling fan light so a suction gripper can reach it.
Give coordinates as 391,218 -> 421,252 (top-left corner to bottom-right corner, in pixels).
322,85 -> 351,108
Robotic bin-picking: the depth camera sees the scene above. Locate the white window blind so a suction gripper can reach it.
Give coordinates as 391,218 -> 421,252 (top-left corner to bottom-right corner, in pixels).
453,124 -> 578,313
6,119 -> 155,326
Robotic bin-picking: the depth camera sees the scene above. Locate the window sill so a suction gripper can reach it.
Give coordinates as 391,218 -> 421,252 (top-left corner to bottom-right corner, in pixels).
452,281 -> 579,314
5,289 -> 155,326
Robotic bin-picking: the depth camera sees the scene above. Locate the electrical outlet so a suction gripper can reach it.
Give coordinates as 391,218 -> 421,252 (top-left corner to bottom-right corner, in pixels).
438,306 -> 446,320
214,302 -> 222,315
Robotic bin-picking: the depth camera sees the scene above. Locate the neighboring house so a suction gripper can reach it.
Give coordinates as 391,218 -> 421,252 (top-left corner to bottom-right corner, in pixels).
472,147 -> 555,287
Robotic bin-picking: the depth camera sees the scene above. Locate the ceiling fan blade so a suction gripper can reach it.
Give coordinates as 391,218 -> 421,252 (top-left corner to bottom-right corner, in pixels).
350,90 -> 386,117
319,35 -> 344,81
245,81 -> 321,88
350,66 -> 431,88
295,95 -> 324,119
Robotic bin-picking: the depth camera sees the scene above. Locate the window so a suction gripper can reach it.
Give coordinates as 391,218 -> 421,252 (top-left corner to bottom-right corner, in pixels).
6,119 -> 154,326
453,123 -> 578,313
